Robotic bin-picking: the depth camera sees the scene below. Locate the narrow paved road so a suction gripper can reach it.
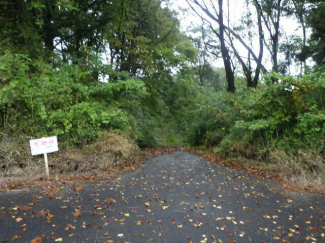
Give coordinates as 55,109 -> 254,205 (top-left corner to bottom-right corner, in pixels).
0,151 -> 324,242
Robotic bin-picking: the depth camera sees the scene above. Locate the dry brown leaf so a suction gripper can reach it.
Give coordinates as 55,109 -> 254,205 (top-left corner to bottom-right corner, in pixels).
136,220 -> 144,225
12,235 -> 21,241
67,224 -> 76,229
71,209 -> 81,217
105,198 -> 116,204
15,217 -> 25,222
193,221 -> 203,227
20,206 -> 33,211
30,234 -> 45,243
74,187 -> 84,192
47,188 -> 60,197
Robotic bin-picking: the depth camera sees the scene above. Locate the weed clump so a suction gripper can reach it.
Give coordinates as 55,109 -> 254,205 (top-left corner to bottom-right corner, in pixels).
0,131 -> 138,188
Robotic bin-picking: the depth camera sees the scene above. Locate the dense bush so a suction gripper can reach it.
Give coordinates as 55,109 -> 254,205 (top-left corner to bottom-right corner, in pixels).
179,71 -> 325,158
0,53 -> 148,144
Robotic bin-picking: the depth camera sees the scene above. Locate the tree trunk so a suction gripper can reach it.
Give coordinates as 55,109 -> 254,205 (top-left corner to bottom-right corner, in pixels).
218,0 -> 235,92
43,2 -> 55,52
252,3 -> 264,87
293,1 -> 307,74
271,17 -> 280,83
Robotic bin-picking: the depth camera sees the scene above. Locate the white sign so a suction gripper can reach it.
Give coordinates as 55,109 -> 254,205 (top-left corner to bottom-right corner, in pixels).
30,136 -> 59,156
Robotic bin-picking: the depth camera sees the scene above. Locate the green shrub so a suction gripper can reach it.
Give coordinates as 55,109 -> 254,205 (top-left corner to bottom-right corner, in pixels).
0,53 -> 147,144
181,71 -> 325,157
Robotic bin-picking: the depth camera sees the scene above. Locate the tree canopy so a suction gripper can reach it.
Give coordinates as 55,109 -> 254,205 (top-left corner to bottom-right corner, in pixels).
0,0 -> 324,182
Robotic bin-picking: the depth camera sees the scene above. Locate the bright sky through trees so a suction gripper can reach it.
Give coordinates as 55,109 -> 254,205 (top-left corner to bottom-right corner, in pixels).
171,0 -> 307,74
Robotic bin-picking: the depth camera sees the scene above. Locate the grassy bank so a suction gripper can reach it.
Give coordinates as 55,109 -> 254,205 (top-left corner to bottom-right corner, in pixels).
0,131 -> 139,189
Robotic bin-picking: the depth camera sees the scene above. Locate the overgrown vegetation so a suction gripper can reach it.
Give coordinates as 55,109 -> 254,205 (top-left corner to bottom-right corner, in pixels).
0,0 -> 324,191
171,71 -> 325,190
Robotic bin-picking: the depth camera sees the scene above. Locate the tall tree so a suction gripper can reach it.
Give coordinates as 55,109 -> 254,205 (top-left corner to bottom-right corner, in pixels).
107,0 -> 195,78
187,24 -> 220,86
186,0 -> 266,91
228,0 -> 264,88
0,0 -> 43,57
292,0 -> 308,70
186,0 -> 235,92
0,0 -> 114,60
306,0 -> 325,65
253,0 -> 289,77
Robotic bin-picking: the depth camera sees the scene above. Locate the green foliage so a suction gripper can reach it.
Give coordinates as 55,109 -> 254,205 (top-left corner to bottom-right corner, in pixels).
179,71 -> 325,157
0,53 -> 147,144
1,0 -> 324,164
306,1 -> 325,64
0,0 -> 200,151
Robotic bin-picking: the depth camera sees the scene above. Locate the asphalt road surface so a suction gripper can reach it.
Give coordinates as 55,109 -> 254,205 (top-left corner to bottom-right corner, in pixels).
0,151 -> 324,242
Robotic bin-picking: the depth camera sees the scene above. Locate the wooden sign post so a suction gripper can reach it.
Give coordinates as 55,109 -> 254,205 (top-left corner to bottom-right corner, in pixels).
29,136 -> 59,178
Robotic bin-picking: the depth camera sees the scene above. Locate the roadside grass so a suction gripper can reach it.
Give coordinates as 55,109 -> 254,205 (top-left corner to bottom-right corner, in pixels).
203,138 -> 325,194
1,131 -> 324,195
0,131 -> 139,190
0,129 -> 186,190
268,149 -> 325,193
194,144 -> 325,194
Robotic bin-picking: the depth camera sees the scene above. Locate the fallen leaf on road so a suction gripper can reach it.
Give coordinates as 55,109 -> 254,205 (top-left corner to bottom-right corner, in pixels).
71,209 -> 81,217
11,235 -> 21,241
136,220 -> 144,225
74,187 -> 84,192
46,188 -> 60,197
19,206 -> 33,211
193,221 -> 203,227
37,210 -> 54,223
105,198 -> 116,204
258,227 -> 268,231
219,225 -> 227,230
16,217 -> 25,222
30,234 -> 45,243
67,224 -> 76,229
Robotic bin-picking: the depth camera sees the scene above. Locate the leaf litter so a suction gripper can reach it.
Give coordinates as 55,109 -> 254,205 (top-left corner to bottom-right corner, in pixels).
0,150 -> 324,242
